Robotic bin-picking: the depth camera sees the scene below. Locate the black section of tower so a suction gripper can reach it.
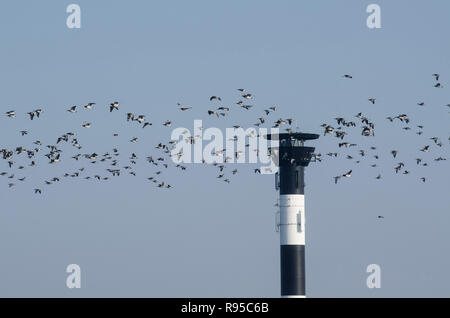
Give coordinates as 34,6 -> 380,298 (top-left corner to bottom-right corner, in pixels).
269,133 -> 319,195
280,245 -> 306,296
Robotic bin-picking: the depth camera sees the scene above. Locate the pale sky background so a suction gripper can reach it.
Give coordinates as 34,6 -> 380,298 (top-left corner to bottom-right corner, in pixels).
0,0 -> 449,297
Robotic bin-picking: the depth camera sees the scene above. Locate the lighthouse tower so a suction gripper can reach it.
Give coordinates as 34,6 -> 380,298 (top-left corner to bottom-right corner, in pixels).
267,132 -> 319,298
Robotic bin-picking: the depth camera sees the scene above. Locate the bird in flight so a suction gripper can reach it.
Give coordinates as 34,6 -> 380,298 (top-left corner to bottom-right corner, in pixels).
342,170 -> 352,178
28,109 -> 42,120
420,145 -> 430,152
178,103 -> 191,111
109,101 -> 119,112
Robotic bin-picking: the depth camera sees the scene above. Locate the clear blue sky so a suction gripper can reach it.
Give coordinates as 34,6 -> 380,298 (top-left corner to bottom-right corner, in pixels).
0,0 -> 449,297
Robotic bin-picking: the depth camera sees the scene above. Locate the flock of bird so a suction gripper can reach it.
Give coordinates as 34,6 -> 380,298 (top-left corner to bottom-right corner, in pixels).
1,74 -> 448,198
1,89 -> 296,194
322,74 -> 449,186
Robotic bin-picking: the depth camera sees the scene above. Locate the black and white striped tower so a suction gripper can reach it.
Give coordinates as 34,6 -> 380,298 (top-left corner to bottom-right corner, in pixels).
267,132 -> 319,298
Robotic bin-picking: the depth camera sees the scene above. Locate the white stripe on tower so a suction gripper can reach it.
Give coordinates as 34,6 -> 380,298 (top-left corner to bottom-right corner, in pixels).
280,194 -> 305,245
280,194 -> 306,298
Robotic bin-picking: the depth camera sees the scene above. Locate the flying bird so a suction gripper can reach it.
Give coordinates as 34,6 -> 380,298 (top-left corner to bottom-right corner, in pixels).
109,101 -> 119,112
342,170 -> 352,178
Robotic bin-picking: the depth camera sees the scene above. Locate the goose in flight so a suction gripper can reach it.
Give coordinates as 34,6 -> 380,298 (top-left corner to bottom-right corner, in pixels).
361,126 -> 375,136
207,110 -> 219,117
430,137 -> 439,144
394,162 -> 404,173
178,103 -> 191,111
127,113 -> 135,121
396,114 -> 409,123
342,170 -> 352,178
368,98 -> 376,104
49,154 -> 60,164
210,96 -> 221,102
6,111 -> 15,118
323,125 -> 334,136
420,145 -> 430,152
432,73 -> 440,81
136,115 -> 145,123
109,101 -> 119,112
27,111 -> 36,120
84,103 -> 96,109
342,74 -> 353,79
67,106 -> 77,113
